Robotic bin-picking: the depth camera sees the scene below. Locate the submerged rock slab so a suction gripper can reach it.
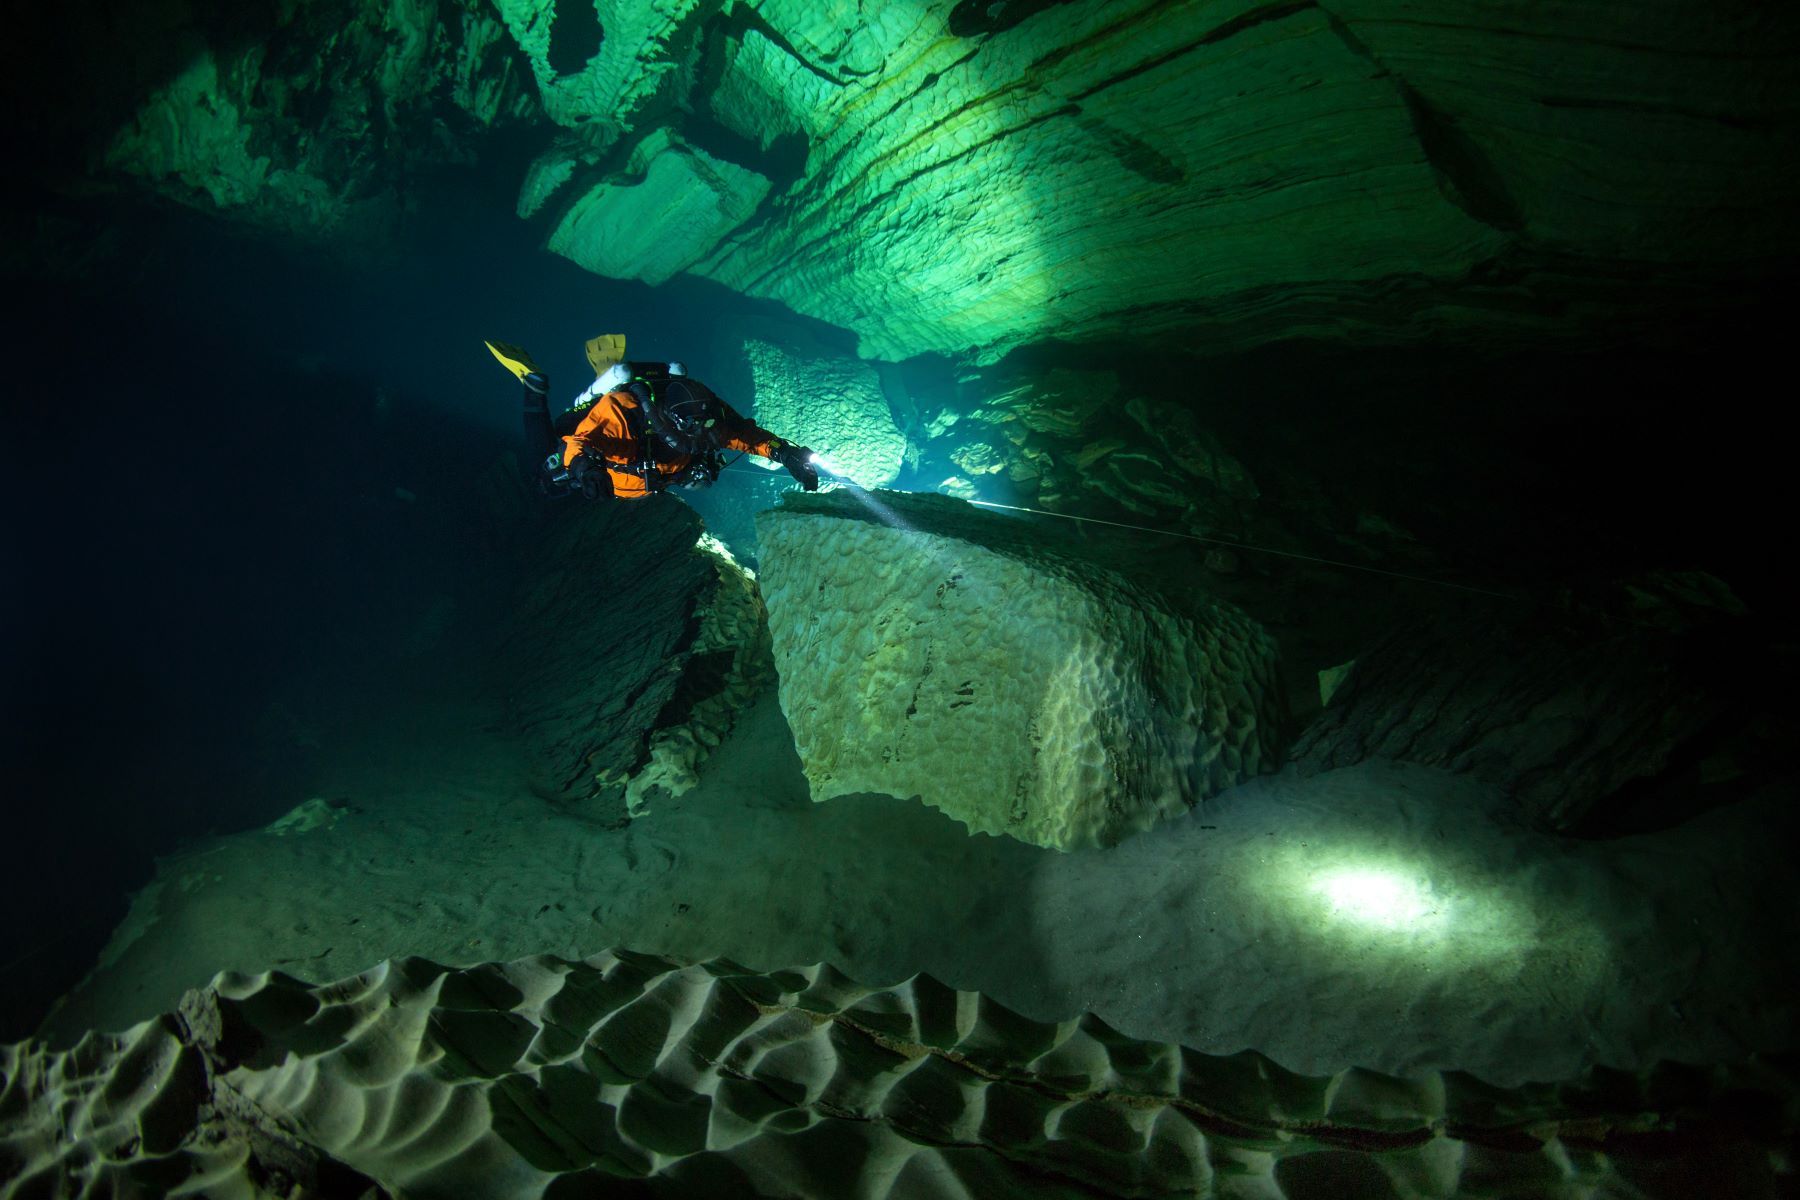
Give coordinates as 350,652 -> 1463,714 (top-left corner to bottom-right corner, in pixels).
495,501 -> 769,811
755,492 -> 1284,849
6,951 -> 1791,1199
744,337 -> 906,489
546,130 -> 772,286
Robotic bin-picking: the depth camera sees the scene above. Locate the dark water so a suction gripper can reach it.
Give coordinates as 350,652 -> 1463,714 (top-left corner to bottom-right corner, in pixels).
1,178 -> 1790,1040
0,191 -> 788,1034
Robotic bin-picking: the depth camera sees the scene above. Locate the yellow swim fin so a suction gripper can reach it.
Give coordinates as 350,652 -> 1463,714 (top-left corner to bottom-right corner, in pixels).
485,340 -> 542,381
585,333 -> 627,376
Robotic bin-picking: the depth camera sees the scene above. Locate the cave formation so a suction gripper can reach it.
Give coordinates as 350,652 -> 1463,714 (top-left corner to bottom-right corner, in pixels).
1,1 -> 1797,1196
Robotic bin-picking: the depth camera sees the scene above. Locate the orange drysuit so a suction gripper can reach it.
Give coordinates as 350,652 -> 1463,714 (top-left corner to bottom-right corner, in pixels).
563,387 -> 784,500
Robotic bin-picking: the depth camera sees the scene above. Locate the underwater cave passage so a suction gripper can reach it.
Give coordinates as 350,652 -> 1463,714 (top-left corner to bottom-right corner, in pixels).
547,1 -> 604,78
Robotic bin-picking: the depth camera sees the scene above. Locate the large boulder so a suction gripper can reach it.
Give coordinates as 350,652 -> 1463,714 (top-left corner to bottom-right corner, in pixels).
495,500 -> 770,814
755,491 -> 1285,849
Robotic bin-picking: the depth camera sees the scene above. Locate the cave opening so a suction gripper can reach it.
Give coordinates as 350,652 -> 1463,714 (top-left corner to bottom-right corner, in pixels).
547,0 -> 604,79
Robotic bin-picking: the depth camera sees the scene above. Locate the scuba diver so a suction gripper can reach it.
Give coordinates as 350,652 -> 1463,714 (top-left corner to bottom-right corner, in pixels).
485,334 -> 819,500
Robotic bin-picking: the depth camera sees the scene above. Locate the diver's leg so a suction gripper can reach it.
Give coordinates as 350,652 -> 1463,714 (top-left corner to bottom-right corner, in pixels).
522,373 -> 553,458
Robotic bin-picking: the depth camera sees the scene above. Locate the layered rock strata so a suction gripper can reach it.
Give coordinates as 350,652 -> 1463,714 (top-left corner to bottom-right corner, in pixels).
570,0 -> 1800,359
5,952 -> 1792,1199
54,0 -> 1799,360
756,491 -> 1284,849
545,129 -> 772,286
614,534 -> 774,817
1290,575 -> 1752,833
495,502 -> 770,811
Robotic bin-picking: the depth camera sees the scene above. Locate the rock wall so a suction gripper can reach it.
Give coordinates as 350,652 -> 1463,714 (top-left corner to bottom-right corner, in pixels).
619,533 -> 774,816
91,0 -> 538,242
1290,575 -> 1752,832
697,0 -> 1800,360
756,491 -> 1284,849
494,500 -> 770,813
913,361 -> 1265,525
5,951 -> 1792,1199
48,0 -> 1800,361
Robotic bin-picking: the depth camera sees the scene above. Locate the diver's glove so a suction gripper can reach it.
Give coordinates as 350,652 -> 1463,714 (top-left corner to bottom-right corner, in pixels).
773,442 -> 819,491
569,453 -> 612,501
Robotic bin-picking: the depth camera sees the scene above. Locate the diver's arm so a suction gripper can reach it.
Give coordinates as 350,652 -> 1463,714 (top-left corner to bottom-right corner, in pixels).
712,399 -> 786,459
712,399 -> 817,489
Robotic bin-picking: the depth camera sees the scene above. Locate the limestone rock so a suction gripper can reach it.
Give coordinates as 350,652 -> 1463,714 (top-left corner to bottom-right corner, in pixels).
948,439 -> 1006,476
495,501 -> 764,809
547,129 -> 772,285
722,0 -> 1800,360
263,797 -> 344,837
1317,659 -> 1356,708
99,0 -> 536,242
756,491 -> 1285,849
617,534 -> 773,816
6,951 -> 1792,1198
516,140 -> 582,219
1290,583 -> 1748,832
743,337 -> 906,489
694,0 -> 1485,359
490,0 -> 698,137
1125,394 -> 1259,500
1014,372 -> 1115,436
50,0 -> 1800,358
935,474 -> 979,500
920,363 -> 1259,529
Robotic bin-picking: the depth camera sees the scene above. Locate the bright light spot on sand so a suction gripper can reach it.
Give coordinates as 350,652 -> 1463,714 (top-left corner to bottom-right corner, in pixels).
1237,802 -> 1613,994
1311,868 -> 1443,931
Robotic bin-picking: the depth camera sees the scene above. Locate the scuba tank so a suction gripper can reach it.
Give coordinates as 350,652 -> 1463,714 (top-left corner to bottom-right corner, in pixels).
628,369 -> 730,492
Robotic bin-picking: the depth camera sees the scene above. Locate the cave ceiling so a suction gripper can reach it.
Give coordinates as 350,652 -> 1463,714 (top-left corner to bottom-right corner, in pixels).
12,0 -> 1799,363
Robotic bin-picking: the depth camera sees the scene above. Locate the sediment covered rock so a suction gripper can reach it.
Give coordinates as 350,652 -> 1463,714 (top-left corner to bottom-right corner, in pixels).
744,337 -> 907,489
756,491 -> 1284,849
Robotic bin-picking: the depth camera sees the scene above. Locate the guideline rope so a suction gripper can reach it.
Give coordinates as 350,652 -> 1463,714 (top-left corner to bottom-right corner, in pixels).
967,499 -> 1521,600
714,466 -> 1520,601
